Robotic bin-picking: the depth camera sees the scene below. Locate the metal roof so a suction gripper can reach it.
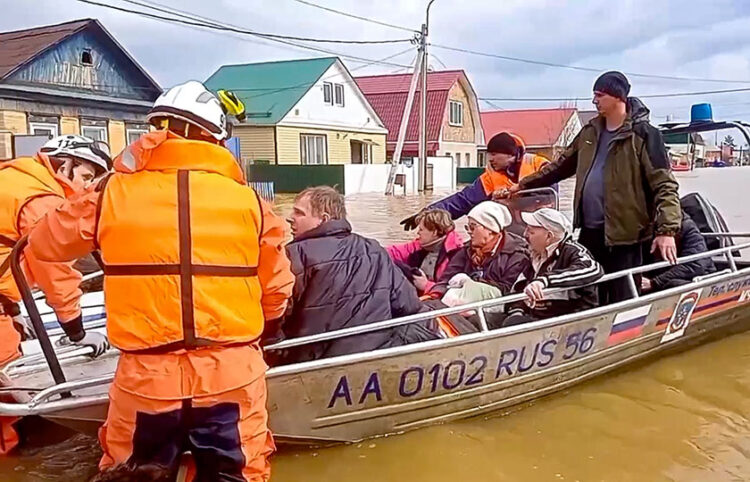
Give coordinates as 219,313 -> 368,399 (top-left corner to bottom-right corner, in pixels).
205,57 -> 337,125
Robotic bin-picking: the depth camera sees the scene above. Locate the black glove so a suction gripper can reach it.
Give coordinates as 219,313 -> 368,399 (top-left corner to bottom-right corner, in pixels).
400,212 -> 420,231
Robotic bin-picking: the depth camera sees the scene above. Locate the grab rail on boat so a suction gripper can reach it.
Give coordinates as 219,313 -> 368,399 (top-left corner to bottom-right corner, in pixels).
6,236 -> 68,388
703,232 -> 750,238
508,187 -> 559,210
3,240 -> 750,409
264,240 -> 750,351
0,393 -> 109,417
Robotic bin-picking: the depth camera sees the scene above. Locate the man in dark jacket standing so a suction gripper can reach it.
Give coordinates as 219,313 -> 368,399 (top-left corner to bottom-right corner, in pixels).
279,186 -> 439,364
503,72 -> 681,304
642,213 -> 715,292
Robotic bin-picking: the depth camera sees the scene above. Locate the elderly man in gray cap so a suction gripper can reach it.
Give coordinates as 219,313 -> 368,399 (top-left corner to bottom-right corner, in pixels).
500,208 -> 604,327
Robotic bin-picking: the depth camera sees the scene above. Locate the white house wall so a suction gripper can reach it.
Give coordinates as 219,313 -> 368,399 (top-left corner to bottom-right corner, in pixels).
555,112 -> 583,148
280,61 -> 386,134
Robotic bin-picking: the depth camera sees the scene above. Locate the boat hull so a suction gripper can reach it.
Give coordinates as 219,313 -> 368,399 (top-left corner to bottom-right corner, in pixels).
6,269 -> 750,444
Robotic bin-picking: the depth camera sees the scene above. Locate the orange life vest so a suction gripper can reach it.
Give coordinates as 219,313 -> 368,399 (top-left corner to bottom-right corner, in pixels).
97,132 -> 265,353
0,156 -> 66,300
480,153 -> 550,194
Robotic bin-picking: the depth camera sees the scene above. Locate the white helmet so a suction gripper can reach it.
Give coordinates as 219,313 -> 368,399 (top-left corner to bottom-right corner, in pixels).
40,135 -> 111,174
147,81 -> 227,141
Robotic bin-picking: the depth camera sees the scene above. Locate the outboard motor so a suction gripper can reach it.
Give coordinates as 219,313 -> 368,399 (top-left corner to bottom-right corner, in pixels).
680,192 -> 737,255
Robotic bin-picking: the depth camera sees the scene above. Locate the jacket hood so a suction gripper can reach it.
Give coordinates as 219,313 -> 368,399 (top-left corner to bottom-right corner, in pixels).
4,154 -> 74,197
587,96 -> 651,130
627,96 -> 650,124
113,130 -> 246,185
443,229 -> 465,253
291,218 -> 352,243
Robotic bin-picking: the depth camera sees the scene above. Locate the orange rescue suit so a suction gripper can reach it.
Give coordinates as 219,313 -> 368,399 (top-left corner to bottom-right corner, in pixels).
0,154 -> 82,454
29,131 -> 294,479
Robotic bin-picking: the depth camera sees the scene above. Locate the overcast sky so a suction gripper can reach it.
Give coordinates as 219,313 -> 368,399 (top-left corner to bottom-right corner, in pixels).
5,0 -> 750,144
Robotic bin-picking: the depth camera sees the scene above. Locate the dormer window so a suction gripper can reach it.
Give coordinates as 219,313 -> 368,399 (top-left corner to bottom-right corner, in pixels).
81,49 -> 93,66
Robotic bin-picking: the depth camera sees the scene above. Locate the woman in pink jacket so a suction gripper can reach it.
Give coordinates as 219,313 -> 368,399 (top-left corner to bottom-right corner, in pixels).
387,209 -> 464,296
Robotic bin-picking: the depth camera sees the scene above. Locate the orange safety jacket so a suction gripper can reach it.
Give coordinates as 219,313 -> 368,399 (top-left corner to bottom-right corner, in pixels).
479,153 -> 550,194
0,156 -> 67,299
96,133 -> 267,353
429,153 -> 551,220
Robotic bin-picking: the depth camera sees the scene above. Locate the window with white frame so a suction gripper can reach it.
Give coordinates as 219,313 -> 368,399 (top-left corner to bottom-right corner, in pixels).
82,125 -> 108,142
323,82 -> 333,105
126,128 -> 148,145
334,84 -> 345,107
455,153 -> 462,167
465,152 -> 471,166
29,122 -> 58,138
449,100 -> 464,126
300,134 -> 327,165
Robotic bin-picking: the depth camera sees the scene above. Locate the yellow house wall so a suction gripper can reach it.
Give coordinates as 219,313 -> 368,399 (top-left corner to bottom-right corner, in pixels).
276,125 -> 386,165
60,117 -> 80,135
442,82 -> 476,144
233,126 -> 276,163
107,120 -> 126,157
0,110 -> 27,159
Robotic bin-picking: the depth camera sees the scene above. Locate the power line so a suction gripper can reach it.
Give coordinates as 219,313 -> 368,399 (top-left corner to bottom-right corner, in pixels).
480,87 -> 750,102
78,0 -> 411,45
432,44 -> 750,85
480,99 -> 503,110
430,53 -> 448,70
119,0 -> 412,44
290,0 -> 419,34
75,0 -> 412,68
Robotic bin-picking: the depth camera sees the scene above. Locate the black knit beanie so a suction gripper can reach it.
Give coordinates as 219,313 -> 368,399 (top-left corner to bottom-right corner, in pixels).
593,71 -> 630,102
487,132 -> 519,155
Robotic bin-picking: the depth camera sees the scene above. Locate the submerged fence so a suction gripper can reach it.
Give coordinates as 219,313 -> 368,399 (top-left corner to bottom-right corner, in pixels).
249,181 -> 275,203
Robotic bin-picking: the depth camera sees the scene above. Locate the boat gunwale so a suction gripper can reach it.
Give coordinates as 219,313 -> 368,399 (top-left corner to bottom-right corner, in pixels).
5,253 -> 750,415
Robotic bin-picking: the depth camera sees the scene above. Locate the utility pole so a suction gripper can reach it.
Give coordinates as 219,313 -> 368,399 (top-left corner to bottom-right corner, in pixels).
384,49 -> 424,195
417,22 -> 428,192
418,0 -> 437,192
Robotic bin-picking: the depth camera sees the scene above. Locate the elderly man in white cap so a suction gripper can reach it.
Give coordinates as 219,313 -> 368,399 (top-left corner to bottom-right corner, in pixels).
501,208 -> 603,326
433,201 -> 532,312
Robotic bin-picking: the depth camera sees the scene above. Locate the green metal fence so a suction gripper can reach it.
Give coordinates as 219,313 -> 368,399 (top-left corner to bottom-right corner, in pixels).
245,164 -> 345,193
456,167 -> 484,184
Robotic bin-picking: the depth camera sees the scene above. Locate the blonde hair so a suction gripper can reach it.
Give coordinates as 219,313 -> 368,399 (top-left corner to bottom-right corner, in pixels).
296,186 -> 347,219
416,209 -> 455,237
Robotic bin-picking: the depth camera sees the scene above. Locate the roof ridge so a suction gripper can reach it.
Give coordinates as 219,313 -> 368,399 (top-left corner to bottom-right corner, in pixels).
217,56 -> 337,70
482,107 -> 577,114
355,69 -> 464,79
0,18 -> 92,37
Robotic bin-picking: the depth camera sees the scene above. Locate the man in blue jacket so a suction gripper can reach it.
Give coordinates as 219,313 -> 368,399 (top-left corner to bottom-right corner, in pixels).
400,132 -> 550,230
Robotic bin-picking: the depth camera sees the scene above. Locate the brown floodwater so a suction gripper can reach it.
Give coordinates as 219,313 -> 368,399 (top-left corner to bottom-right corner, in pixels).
1,168 -> 748,481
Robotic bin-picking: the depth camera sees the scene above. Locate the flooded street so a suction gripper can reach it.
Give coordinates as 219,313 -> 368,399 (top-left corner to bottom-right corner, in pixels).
1,168 -> 750,481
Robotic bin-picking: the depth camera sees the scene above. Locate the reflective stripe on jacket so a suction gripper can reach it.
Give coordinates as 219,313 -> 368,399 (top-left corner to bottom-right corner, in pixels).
97,133 -> 265,353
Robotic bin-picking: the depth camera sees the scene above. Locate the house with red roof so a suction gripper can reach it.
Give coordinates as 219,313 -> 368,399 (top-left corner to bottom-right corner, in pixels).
355,70 -> 484,167
0,19 -> 161,160
480,108 -> 583,162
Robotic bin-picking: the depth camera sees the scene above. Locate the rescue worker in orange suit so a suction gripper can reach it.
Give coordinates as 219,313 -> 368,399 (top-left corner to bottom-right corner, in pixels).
28,80 -> 294,481
400,132 -> 550,230
0,135 -> 111,454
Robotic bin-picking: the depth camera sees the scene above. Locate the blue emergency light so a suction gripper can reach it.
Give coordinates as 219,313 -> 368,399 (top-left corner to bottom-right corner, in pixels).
690,103 -> 713,124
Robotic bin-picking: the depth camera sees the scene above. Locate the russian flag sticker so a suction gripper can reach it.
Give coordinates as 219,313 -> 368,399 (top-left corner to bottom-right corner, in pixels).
607,304 -> 652,346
